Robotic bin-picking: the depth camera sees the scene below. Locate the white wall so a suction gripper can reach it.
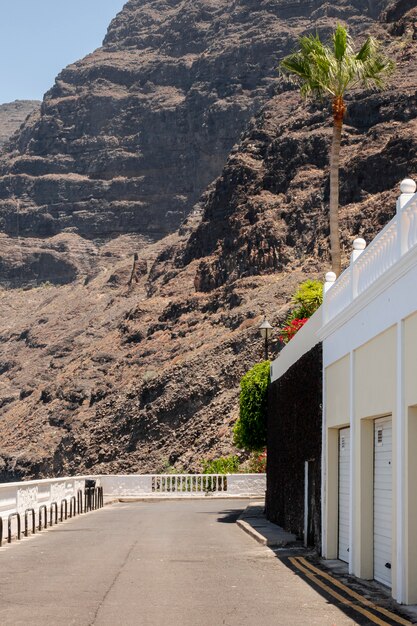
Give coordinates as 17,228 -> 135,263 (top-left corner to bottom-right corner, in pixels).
0,475 -> 99,538
321,184 -> 417,604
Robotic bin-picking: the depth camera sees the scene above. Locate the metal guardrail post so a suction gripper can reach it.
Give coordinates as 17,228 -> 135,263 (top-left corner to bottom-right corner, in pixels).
8,512 -> 21,543
84,488 -> 90,512
60,499 -> 68,522
77,489 -> 83,514
69,496 -> 76,518
50,502 -> 58,526
38,505 -> 48,531
24,508 -> 36,537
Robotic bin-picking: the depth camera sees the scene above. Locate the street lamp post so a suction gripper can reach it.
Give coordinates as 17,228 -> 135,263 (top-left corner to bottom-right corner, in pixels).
259,318 -> 273,361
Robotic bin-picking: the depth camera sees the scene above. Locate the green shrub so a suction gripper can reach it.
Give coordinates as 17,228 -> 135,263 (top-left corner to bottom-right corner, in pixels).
233,361 -> 270,451
279,280 -> 323,342
247,450 -> 267,473
289,279 -> 323,319
202,455 -> 240,474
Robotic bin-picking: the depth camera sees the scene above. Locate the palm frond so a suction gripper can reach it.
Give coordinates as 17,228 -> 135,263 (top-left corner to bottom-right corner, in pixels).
280,54 -> 312,80
333,24 -> 349,62
356,36 -> 377,62
280,26 -> 395,104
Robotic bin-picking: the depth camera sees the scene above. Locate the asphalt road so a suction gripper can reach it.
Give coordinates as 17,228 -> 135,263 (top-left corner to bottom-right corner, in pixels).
0,499 -> 357,626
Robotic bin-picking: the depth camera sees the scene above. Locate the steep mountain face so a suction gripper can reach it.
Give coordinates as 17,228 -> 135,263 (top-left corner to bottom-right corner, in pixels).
0,0 -> 389,247
0,0 -> 416,479
0,101 -> 40,149
178,3 -> 417,290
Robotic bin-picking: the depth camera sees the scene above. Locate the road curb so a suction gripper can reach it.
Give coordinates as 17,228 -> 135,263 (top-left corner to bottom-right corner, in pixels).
237,502 -> 298,547
236,518 -> 267,545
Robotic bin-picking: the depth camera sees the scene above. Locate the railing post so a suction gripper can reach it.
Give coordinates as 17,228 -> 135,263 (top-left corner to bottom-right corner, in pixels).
397,178 -> 417,211
323,271 -> 336,323
8,513 -> 21,543
397,178 -> 417,257
38,505 -> 48,531
24,508 -> 36,537
324,272 -> 336,295
77,489 -> 83,514
60,499 -> 68,521
50,502 -> 58,525
70,496 -> 76,517
351,238 -> 366,299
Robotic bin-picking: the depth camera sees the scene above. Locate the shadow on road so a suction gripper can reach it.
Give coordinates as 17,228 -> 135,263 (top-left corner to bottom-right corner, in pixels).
216,509 -> 244,523
276,554 -> 411,626
195,508 -> 245,523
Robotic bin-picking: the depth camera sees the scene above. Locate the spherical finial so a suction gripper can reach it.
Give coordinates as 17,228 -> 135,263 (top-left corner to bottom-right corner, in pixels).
353,238 -> 366,251
400,178 -> 416,195
325,271 -> 336,283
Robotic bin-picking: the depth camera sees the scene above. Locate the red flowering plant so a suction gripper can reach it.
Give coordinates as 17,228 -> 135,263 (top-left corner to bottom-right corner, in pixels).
278,280 -> 323,344
247,449 -> 267,473
279,318 -> 308,344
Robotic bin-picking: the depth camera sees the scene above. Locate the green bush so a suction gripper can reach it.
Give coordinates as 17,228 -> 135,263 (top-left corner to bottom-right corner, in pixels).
289,279 -> 323,320
233,361 -> 270,451
202,455 -> 240,474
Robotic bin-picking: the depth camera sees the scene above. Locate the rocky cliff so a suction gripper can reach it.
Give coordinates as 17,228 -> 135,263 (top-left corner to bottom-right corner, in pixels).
0,100 -> 40,149
0,0 -> 391,246
0,0 -> 415,478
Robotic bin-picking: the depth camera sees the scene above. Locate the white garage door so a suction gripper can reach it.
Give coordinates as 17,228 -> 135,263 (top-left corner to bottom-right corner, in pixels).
338,427 -> 350,563
374,416 -> 392,587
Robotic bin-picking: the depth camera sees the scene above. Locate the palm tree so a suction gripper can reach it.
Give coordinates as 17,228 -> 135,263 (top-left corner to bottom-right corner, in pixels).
280,25 -> 395,276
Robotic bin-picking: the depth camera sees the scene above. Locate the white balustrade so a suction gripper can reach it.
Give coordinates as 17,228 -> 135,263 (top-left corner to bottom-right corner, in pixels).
325,267 -> 351,322
324,179 -> 417,324
356,220 -> 398,295
151,474 -> 227,495
100,474 -> 266,498
0,473 -> 267,540
0,476 -> 100,540
403,195 -> 417,251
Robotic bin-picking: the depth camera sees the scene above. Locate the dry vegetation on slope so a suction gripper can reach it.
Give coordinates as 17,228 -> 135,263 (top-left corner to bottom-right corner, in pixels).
0,1 -> 416,478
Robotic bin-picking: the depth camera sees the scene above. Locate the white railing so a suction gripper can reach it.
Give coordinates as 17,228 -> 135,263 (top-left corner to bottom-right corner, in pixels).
0,475 -> 101,541
355,219 -> 398,295
99,474 -> 266,498
0,473 -> 266,514
325,266 -> 351,322
0,473 -> 266,542
152,474 -> 227,494
324,180 -> 417,324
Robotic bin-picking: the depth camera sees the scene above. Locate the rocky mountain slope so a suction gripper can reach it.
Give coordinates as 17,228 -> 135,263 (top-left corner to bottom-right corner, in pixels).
0,0 -> 416,478
0,0 -> 391,247
0,100 -> 40,149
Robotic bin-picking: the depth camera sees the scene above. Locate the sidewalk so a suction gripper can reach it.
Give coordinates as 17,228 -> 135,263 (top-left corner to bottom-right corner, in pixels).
237,501 -> 299,547
237,502 -> 417,626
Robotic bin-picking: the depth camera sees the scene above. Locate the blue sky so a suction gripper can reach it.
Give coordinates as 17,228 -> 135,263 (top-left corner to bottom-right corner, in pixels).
0,0 -> 127,104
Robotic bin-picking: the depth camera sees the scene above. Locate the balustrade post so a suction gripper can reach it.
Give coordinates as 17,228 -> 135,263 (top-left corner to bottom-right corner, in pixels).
351,238 -> 366,299
324,271 -> 336,295
397,179 -> 417,257
323,272 -> 336,323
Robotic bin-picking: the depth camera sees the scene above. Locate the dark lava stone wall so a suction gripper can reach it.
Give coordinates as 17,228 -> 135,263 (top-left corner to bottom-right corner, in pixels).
266,343 -> 322,550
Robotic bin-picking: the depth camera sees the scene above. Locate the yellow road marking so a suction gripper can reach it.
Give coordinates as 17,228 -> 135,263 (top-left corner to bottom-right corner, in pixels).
289,557 -> 402,626
294,557 -> 412,626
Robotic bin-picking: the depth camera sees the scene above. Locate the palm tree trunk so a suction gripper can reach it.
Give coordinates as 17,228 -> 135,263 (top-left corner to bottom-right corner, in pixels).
329,96 -> 345,277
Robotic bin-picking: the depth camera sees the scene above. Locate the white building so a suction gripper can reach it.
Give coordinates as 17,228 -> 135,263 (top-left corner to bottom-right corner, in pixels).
270,179 -> 417,604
